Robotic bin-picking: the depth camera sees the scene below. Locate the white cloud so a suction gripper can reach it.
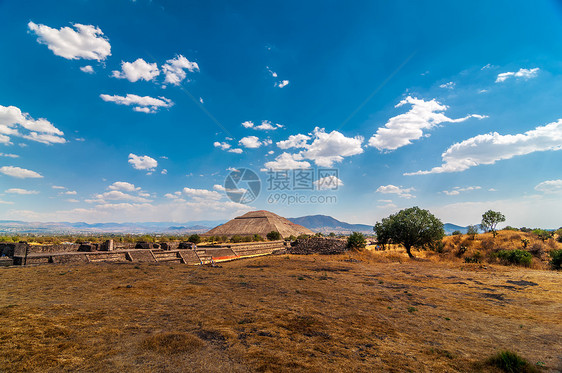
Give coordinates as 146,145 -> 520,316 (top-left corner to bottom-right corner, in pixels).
239,136 -> 271,149
213,184 -> 226,192
496,68 -> 539,83
277,134 -> 311,149
112,58 -> 160,82
0,153 -> 19,158
80,65 -> 94,74
228,148 -> 243,154
108,181 -> 140,192
242,120 -> 283,131
368,96 -> 486,151
52,185 -> 66,190
0,166 -> 43,179
376,185 -> 415,199
100,94 -> 173,113
267,67 -> 278,78
28,21 -> 111,61
442,186 -> 481,196
5,188 -> 39,195
161,169 -> 167,175
406,119 -> 562,175
162,55 -> 199,85
182,187 -> 222,200
301,127 -> 363,167
534,179 -> 562,194
314,176 -> 344,190
0,200 -> 14,205
128,153 -> 158,171
93,190 -> 151,203
264,152 -> 311,170
275,80 -> 289,88
66,199 -> 79,203
64,190 -> 77,195
214,141 -> 231,150
439,82 -> 455,89
0,105 -> 66,145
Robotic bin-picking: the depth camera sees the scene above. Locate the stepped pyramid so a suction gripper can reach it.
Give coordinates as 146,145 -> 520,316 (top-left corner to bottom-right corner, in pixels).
204,210 -> 314,238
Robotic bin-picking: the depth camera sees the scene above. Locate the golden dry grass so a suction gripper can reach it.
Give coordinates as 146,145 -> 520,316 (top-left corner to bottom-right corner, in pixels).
0,248 -> 561,372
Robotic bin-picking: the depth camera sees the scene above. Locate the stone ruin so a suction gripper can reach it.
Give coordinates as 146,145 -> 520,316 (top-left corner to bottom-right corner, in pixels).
288,237 -> 348,255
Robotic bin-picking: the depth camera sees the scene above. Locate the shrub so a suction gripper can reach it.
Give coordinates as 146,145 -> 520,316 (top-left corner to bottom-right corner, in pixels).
486,350 -> 537,373
464,251 -> 483,263
252,234 -> 263,242
503,226 -> 519,231
497,249 -> 532,267
528,243 -> 544,258
230,235 -> 243,243
467,225 -> 478,239
456,245 -> 467,257
532,229 -> 552,242
521,238 -> 529,249
266,231 -> 281,240
451,230 -> 462,236
297,234 -> 310,240
187,234 -> 201,245
347,232 -> 366,250
549,249 -> 562,270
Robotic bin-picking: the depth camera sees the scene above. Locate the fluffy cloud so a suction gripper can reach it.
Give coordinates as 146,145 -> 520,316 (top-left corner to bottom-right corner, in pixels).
301,127 -> 364,167
0,105 -> 66,144
28,21 -> 111,61
242,120 -> 283,131
162,55 -> 199,85
100,94 -> 173,113
406,119 -> 562,175
112,58 -> 160,82
128,153 -> 158,171
0,166 -> 43,179
442,186 -> 481,196
0,153 -> 19,158
314,176 -> 344,190
264,152 -> 311,170
92,190 -> 151,203
5,188 -> 39,195
108,181 -> 140,192
277,134 -> 311,149
239,136 -> 271,149
182,187 -> 222,200
228,148 -> 243,154
368,96 -> 486,151
376,185 -> 415,199
534,179 -> 562,194
80,65 -> 94,74
496,68 -> 539,83
275,80 -> 289,88
214,141 -> 243,153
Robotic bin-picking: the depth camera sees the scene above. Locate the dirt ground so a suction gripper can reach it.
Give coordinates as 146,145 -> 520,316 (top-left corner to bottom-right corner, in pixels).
1,250 -> 561,372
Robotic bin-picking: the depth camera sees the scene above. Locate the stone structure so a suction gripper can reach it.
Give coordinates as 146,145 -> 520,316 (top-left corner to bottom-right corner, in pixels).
288,237 -> 348,255
204,210 -> 314,239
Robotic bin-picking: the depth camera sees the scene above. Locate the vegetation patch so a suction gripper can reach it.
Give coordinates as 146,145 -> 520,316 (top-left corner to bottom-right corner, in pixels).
141,332 -> 204,354
486,350 -> 538,373
496,249 -> 532,267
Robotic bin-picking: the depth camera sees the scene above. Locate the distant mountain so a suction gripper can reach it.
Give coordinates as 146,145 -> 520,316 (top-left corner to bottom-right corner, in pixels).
0,220 -> 225,235
443,223 -> 469,235
288,215 -> 374,234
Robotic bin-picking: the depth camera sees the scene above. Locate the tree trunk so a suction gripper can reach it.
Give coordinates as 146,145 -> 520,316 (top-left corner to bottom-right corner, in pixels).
405,244 -> 415,259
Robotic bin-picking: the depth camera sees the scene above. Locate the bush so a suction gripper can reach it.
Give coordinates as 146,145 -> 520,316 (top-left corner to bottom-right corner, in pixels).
549,249 -> 562,270
230,235 -> 243,243
187,234 -> 201,245
266,231 -> 281,240
486,350 -> 537,373
451,230 -> 462,236
532,229 -> 552,242
528,243 -> 544,258
497,249 -> 532,267
347,232 -> 366,250
252,234 -> 263,242
464,251 -> 483,263
467,225 -> 478,239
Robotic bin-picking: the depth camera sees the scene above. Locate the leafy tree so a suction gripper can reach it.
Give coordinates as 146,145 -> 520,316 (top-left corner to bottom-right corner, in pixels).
451,230 -> 462,236
266,231 -> 281,240
328,232 -> 336,237
347,232 -> 366,250
467,225 -> 478,240
480,210 -> 505,237
532,229 -> 552,242
187,234 -> 201,244
373,206 -> 444,258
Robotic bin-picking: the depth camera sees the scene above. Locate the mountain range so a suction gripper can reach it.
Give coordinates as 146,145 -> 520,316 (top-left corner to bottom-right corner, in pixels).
0,215 -> 469,235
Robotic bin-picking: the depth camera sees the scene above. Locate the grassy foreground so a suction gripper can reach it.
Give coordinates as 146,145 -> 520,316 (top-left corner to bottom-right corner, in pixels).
1,250 -> 561,372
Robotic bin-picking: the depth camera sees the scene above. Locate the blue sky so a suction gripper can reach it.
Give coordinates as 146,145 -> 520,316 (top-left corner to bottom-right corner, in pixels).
1,0 -> 562,227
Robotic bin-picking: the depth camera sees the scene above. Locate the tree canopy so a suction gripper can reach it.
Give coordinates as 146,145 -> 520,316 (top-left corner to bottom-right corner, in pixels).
373,206 -> 444,258
480,210 -> 505,237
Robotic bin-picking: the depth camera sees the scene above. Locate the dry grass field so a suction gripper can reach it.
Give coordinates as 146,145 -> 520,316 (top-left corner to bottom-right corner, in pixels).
1,244 -> 561,372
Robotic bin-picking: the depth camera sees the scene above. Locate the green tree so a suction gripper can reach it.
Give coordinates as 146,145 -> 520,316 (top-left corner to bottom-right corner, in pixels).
480,210 -> 505,238
532,229 -> 552,242
347,232 -> 366,249
467,225 -> 478,240
266,231 -> 281,240
373,206 -> 444,258
187,234 -> 201,245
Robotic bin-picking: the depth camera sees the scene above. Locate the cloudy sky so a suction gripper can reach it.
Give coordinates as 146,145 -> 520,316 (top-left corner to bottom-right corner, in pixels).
1,0 -> 562,227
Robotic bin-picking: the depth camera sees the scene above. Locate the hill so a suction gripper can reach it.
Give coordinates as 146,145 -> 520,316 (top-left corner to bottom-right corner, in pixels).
288,215 -> 373,234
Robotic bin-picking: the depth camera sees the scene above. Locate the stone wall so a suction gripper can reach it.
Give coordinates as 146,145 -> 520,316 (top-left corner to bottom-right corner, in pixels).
288,237 -> 348,255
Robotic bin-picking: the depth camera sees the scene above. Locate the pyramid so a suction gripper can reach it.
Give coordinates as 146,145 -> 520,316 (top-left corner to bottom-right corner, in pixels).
204,210 -> 314,239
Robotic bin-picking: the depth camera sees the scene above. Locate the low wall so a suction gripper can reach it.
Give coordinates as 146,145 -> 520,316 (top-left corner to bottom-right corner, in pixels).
288,237 -> 348,255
